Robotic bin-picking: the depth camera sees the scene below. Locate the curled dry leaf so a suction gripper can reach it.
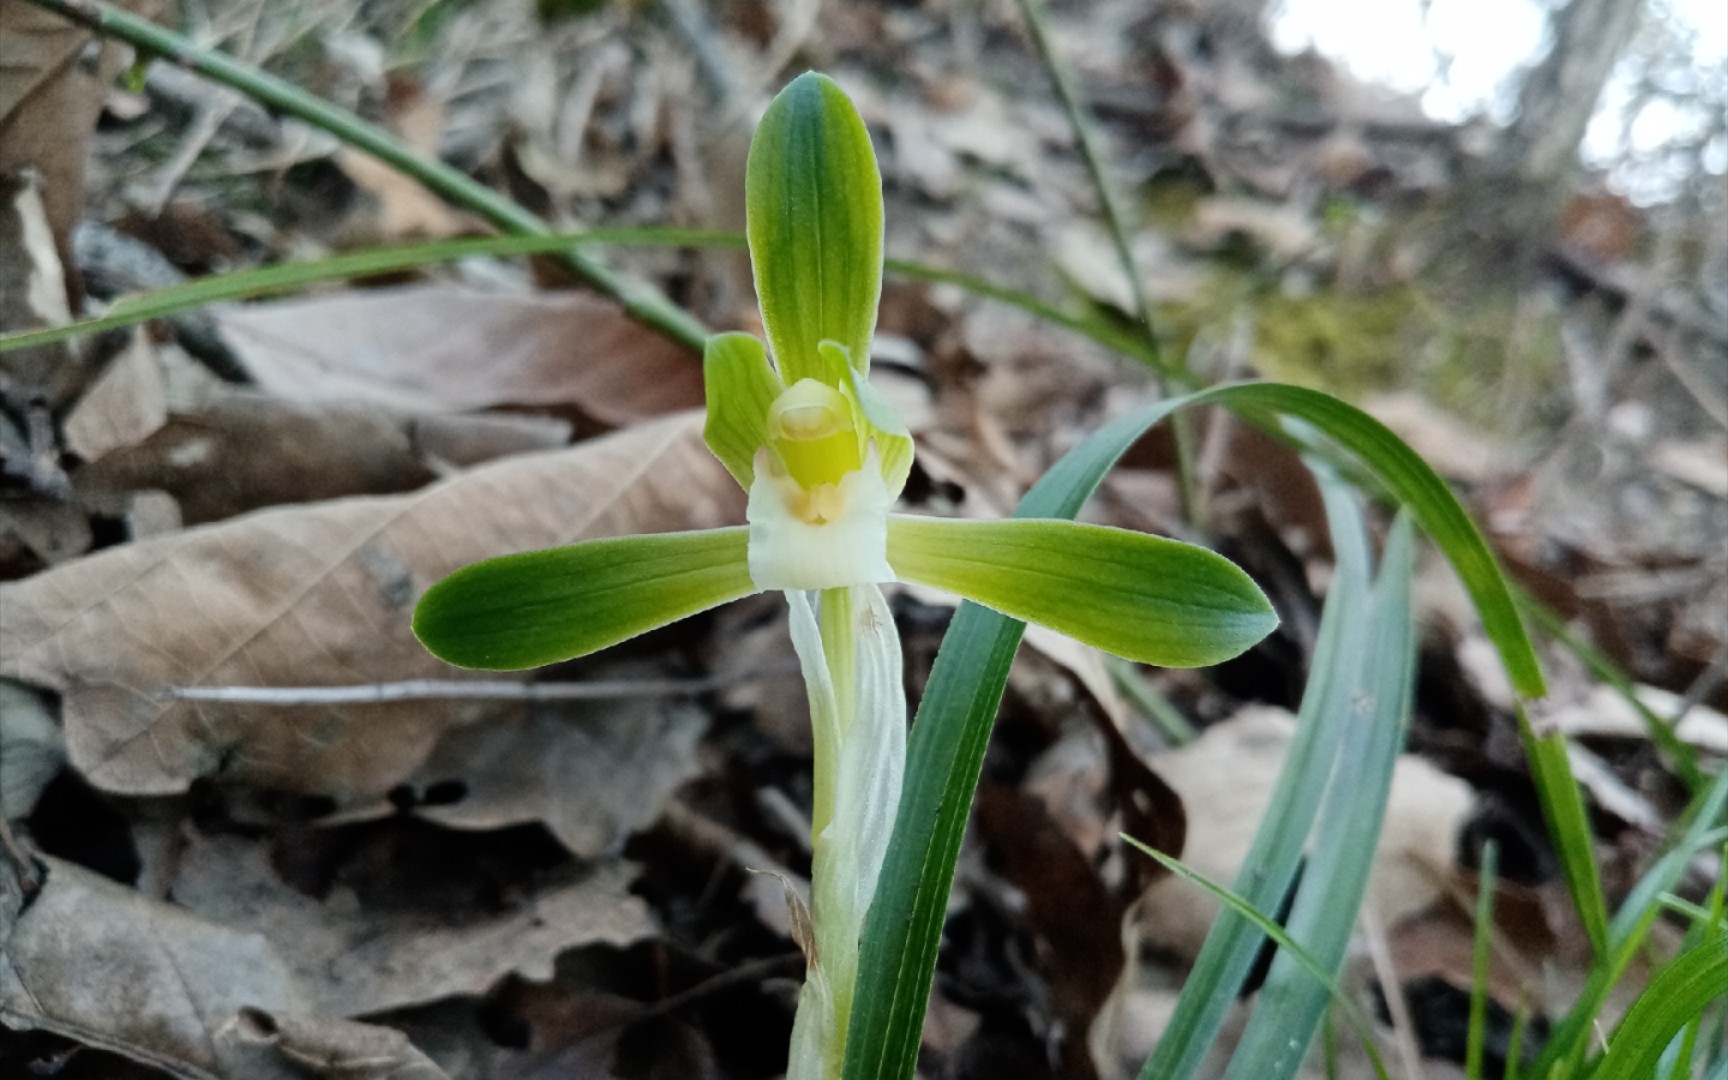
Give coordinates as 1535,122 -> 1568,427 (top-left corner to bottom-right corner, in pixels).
0,678 -> 63,819
0,171 -> 96,412
221,283 -> 706,428
0,853 -> 305,1080
0,412 -> 741,799
334,77 -> 468,242
171,833 -> 655,1018
977,779 -> 1125,1080
0,1 -> 135,302
408,687 -> 708,858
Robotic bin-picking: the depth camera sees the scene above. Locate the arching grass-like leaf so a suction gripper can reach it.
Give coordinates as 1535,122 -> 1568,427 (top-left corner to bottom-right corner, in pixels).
845,382 -> 1548,1080
1138,467 -> 1376,1080
1222,512 -> 1416,1080
1592,932 -> 1728,1080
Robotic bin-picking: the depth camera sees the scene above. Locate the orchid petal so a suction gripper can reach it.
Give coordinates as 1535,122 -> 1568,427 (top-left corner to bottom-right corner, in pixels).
850,371 -> 914,499
414,528 -> 755,670
703,332 -> 785,490
886,515 -> 1277,667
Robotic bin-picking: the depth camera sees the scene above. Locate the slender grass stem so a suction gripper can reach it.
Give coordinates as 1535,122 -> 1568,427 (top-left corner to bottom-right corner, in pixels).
1011,0 -> 1170,382
24,0 -> 710,352
1466,842 -> 1499,1080
1013,0 -> 1203,527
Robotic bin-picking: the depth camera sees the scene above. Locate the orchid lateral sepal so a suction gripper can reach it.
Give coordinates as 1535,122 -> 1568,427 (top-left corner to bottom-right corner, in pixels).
410,527 -> 753,671
412,513 -> 1276,674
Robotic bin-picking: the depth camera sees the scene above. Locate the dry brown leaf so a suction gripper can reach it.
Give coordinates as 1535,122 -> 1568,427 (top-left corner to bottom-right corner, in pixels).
1140,705 -> 1475,961
61,330 -> 169,462
0,412 -> 742,799
0,678 -> 62,818
977,780 -> 1125,1080
66,339 -> 572,524
0,853 -> 306,1080
170,833 -> 655,1018
0,170 -> 97,411
221,283 -> 705,428
0,496 -> 90,567
408,685 -> 707,857
1550,682 -> 1728,754
0,2 -> 141,295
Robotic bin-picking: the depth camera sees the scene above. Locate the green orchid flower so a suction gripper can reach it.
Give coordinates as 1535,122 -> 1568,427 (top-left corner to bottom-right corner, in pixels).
413,72 -> 1277,1079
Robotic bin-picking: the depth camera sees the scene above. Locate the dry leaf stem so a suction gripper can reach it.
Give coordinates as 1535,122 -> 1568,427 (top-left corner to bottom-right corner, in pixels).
161,668 -> 793,705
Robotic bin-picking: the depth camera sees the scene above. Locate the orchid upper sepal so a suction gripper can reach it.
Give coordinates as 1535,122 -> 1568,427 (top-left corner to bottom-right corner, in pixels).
747,72 -> 883,388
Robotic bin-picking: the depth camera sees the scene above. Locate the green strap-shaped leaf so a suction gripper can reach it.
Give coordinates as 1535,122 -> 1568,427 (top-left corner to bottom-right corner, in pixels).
1593,932 -> 1728,1080
846,381 -> 1548,1080
887,515 -> 1276,667
1223,512 -> 1418,1080
413,528 -> 756,670
747,72 -> 884,384
1140,468 -> 1376,1080
703,332 -> 784,490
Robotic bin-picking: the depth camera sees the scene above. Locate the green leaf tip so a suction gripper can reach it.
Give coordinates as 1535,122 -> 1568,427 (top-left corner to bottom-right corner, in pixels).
412,528 -> 756,670
747,71 -> 884,386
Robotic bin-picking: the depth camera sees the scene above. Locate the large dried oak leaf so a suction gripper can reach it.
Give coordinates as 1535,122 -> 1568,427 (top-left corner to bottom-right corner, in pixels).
221,283 -> 706,427
0,412 -> 741,798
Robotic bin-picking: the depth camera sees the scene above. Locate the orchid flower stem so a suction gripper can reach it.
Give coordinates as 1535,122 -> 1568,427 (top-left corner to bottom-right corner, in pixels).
787,585 -> 906,1077
24,0 -> 711,353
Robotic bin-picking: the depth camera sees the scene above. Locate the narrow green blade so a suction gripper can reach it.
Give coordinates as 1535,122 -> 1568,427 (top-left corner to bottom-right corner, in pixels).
747,72 -> 884,384
1592,932 -> 1728,1080
1138,469 -> 1376,1080
413,527 -> 755,670
1521,703 -> 1612,956
845,383 -> 1547,1080
1466,843 -> 1500,1080
887,516 -> 1276,668
1125,839 -> 1391,1080
1223,512 -> 1418,1079
1525,761 -> 1728,1079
